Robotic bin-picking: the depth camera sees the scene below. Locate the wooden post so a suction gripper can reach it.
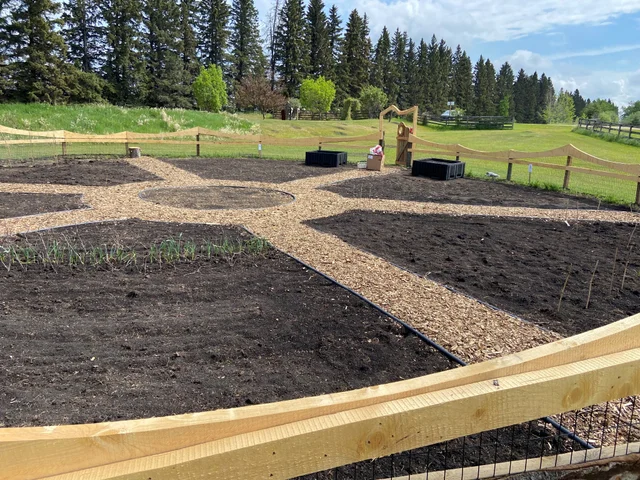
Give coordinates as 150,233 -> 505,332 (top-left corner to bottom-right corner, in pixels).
61,142 -> 67,156
125,142 -> 129,155
636,180 -> 640,206
563,155 -> 572,190
196,134 -> 200,157
379,130 -> 385,152
507,162 -> 513,181
630,126 -> 634,139
618,125 -> 622,137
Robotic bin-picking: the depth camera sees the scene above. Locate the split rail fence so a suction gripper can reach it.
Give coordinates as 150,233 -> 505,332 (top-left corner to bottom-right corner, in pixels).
577,118 -> 639,140
1,313 -> 640,479
422,114 -> 514,130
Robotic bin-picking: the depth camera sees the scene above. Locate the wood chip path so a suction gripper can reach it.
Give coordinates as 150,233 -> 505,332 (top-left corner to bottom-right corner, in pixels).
1,157 -> 638,364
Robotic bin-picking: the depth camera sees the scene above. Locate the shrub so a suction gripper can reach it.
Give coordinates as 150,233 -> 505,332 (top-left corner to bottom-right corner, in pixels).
193,65 -> 228,112
299,76 -> 336,115
341,97 -> 361,120
358,85 -> 387,118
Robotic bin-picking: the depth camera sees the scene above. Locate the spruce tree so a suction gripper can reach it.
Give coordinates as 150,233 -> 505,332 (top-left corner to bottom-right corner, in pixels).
388,29 -> 406,107
572,89 -> 586,118
274,0 -> 307,97
143,0 -> 191,107
370,26 -> 390,91
102,0 -> 145,104
416,39 -> 428,111
62,0 -> 103,72
0,0 -> 12,96
525,71 -> 539,123
229,0 -> 265,86
537,73 -> 554,123
496,62 -> 514,117
305,0 -> 330,77
513,68 -> 528,123
434,39 -> 452,113
424,35 -> 440,112
8,0 -> 70,103
471,55 -> 485,115
404,38 -> 419,107
266,0 -> 281,89
179,0 -> 200,84
484,58 -> 497,115
336,9 -> 368,100
326,4 -> 342,82
197,0 -> 230,68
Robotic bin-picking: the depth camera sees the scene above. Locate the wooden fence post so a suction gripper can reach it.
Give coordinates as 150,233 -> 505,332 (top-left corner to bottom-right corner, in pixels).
196,134 -> 200,157
636,179 -> 640,206
630,126 -> 634,139
125,142 -> 129,155
61,142 -> 67,156
507,162 -> 513,181
563,156 -> 572,190
379,130 -> 385,152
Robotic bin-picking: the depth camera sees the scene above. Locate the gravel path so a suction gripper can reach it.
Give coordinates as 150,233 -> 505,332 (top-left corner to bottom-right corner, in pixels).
1,156 -> 637,363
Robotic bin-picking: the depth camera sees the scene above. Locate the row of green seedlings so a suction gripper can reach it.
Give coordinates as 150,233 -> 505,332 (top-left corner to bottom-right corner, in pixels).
0,236 -> 270,271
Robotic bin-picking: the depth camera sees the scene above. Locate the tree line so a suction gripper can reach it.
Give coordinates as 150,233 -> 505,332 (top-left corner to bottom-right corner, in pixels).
0,0 -> 619,123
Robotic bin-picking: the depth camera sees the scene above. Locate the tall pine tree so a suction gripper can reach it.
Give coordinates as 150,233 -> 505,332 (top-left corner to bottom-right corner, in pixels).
496,61 -> 514,117
326,4 -> 342,83
388,29 -> 406,107
336,9 -> 369,100
415,39 -> 429,111
102,0 -> 145,104
305,0 -> 330,77
179,0 -> 199,85
274,0 -> 307,97
370,26 -> 390,91
404,38 -> 419,107
229,0 -> 265,86
450,45 -> 473,113
143,0 -> 191,107
197,0 -> 230,68
62,0 -> 103,72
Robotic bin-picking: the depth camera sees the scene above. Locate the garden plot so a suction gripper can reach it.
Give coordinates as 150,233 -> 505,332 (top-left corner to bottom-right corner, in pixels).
323,170 -> 629,210
163,157 -> 354,183
0,219 -> 454,427
307,212 -> 639,336
0,192 -> 85,219
0,158 -> 159,186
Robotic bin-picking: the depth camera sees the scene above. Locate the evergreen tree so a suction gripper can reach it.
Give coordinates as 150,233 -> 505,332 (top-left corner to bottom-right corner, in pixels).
326,4 -> 342,82
102,0 -> 145,104
143,0 -> 191,107
8,0 -> 70,103
471,55 -> 486,115
450,46 -> 472,112
336,9 -> 369,100
404,38 -> 419,107
484,58 -> 497,115
179,0 -> 200,84
370,26 -> 391,90
424,36 -> 451,113
415,39 -> 428,111
229,0 -> 265,87
266,0 -> 281,89
572,89 -> 586,118
512,68 -> 527,122
435,39 -> 452,112
62,0 -> 103,72
305,0 -> 330,77
388,29 -> 406,106
525,71 -> 539,123
197,0 -> 230,68
0,0 -> 13,96
274,0 -> 307,97
537,73 -> 554,123
496,61 -> 514,117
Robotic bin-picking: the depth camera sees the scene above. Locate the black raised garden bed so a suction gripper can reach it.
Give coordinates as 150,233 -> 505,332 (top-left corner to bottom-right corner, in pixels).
412,158 -> 465,180
305,150 -> 348,167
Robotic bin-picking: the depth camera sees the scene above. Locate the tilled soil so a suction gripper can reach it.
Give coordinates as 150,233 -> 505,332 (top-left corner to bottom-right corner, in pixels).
163,157 -> 354,183
323,170 -> 630,210
0,159 -> 160,186
0,220 -> 455,427
307,212 -> 640,336
138,185 -> 295,210
0,192 -> 86,219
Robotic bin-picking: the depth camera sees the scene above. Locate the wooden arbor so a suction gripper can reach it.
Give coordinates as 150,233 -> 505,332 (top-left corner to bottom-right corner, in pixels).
378,105 -> 419,166
2,313 -> 640,479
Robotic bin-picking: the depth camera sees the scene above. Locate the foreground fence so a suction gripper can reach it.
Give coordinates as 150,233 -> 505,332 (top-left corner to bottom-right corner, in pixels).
577,118 -> 639,140
1,313 -> 640,479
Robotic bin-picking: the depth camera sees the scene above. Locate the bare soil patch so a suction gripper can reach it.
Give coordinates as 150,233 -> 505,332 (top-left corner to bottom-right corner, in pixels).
163,157 -> 353,183
0,192 -> 85,219
0,220 -> 454,427
139,185 -> 294,210
307,212 -> 640,336
323,170 -> 630,210
0,159 -> 159,186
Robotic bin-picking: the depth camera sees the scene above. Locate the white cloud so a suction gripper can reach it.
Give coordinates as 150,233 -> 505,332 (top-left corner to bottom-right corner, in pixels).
506,50 -> 553,70
549,44 -> 640,60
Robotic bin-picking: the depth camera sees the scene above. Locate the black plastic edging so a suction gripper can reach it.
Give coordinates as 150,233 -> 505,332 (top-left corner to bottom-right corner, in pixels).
243,228 -> 595,451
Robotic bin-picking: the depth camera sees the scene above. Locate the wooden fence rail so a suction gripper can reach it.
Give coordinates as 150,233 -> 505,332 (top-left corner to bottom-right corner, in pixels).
422,114 -> 514,130
2,313 -> 640,480
407,133 -> 640,204
577,118 -> 639,140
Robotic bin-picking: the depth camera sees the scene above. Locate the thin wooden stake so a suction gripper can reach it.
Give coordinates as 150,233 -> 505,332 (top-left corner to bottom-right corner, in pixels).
621,247 -> 633,292
585,260 -> 599,309
557,264 -> 572,312
609,247 -> 618,295
627,224 -> 637,248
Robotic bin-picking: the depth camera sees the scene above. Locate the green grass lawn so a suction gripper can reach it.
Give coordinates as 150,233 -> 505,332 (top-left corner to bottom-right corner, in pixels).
1,104 -> 639,205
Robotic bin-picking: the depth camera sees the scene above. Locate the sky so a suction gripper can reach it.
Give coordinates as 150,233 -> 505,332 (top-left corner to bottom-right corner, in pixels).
255,0 -> 640,108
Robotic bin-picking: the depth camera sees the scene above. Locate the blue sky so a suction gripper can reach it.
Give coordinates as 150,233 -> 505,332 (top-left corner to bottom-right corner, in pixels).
256,0 -> 640,108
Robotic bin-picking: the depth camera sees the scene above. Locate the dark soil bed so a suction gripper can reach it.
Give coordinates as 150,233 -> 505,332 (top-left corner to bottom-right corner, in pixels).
0,192 -> 86,219
163,157 -> 353,183
139,185 -> 294,210
307,212 -> 640,336
0,219 -> 454,427
323,171 -> 630,210
0,158 -> 159,186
